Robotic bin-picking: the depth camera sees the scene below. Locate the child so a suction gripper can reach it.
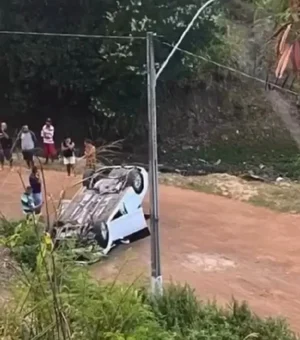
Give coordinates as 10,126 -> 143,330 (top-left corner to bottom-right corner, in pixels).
61,137 -> 76,176
29,166 -> 43,214
21,186 -> 36,215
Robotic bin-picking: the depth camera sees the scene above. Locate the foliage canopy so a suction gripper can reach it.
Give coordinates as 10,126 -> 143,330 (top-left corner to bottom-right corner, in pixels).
0,0 -> 223,138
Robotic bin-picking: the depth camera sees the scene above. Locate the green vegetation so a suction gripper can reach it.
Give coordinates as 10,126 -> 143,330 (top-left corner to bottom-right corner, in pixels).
0,218 -> 298,339
0,219 -> 42,270
0,0 -> 224,139
161,138 -> 300,178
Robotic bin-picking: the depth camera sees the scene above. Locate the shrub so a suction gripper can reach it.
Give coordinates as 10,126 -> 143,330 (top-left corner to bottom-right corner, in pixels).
0,218 -> 23,238
148,284 -> 299,340
0,219 -> 42,270
1,255 -> 174,339
144,283 -> 201,332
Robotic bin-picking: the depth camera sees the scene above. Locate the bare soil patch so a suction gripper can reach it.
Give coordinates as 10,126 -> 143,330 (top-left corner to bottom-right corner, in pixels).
160,173 -> 300,213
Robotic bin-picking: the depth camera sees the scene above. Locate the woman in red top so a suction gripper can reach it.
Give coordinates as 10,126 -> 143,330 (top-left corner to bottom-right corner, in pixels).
41,118 -> 56,164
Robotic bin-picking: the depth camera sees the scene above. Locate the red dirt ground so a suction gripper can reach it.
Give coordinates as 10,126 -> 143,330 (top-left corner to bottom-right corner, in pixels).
1,168 -> 300,331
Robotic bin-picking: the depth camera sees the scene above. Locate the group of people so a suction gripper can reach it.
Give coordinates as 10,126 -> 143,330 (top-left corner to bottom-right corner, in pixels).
0,118 -> 98,217
0,118 -> 97,176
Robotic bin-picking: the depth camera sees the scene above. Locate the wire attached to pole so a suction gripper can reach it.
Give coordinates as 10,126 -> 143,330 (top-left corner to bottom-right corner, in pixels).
156,0 -> 216,80
159,40 -> 299,97
0,30 -> 146,40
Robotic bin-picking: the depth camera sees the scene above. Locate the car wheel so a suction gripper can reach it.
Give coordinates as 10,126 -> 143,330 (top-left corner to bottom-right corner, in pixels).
93,221 -> 109,249
126,170 -> 144,194
82,169 -> 95,188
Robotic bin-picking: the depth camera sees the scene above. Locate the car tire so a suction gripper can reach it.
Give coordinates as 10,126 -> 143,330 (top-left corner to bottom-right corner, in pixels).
82,169 -> 95,188
126,169 -> 144,194
93,221 -> 109,249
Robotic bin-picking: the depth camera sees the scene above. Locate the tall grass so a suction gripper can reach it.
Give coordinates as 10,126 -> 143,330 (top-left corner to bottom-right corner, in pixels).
0,220 -> 298,340
146,284 -> 298,340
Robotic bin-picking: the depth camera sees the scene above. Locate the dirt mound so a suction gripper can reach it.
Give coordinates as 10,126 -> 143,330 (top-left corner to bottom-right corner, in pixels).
161,173 -> 258,201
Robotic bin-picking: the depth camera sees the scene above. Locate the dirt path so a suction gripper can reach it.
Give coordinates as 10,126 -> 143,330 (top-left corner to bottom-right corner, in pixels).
92,185 -> 300,332
1,168 -> 300,331
0,168 -> 78,218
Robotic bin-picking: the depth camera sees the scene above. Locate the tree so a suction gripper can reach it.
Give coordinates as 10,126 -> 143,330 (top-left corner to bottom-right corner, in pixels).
0,0 -> 224,139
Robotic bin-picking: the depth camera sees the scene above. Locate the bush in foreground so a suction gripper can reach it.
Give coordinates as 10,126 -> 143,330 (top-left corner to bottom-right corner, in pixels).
0,219 -> 298,339
146,284 -> 297,340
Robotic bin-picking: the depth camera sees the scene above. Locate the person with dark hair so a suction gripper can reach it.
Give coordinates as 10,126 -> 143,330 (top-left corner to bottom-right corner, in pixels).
0,122 -> 13,171
61,137 -> 76,176
20,125 -> 37,168
84,139 -> 96,170
41,118 -> 56,164
29,166 -> 43,214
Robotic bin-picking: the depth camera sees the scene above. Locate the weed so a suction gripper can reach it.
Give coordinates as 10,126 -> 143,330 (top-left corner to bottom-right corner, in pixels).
146,285 -> 298,340
0,219 -> 298,340
0,219 -> 42,270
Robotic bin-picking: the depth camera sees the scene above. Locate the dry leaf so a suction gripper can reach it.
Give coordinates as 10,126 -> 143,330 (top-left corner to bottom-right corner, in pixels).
279,24 -> 292,55
275,44 -> 293,78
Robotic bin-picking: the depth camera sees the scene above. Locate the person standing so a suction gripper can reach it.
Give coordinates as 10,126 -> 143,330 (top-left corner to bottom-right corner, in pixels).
20,125 -> 37,168
84,139 -> 96,170
0,122 -> 13,171
29,166 -> 43,214
41,118 -> 55,164
61,137 -> 76,176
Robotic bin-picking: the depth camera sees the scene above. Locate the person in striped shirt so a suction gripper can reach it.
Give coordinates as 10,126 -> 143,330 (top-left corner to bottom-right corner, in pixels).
41,118 -> 56,164
21,186 -> 36,215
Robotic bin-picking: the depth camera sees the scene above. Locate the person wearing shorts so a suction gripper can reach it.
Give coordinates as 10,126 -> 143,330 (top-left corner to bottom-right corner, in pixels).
0,122 -> 12,171
41,118 -> 56,164
29,166 -> 43,214
20,125 -> 37,168
61,137 -> 76,176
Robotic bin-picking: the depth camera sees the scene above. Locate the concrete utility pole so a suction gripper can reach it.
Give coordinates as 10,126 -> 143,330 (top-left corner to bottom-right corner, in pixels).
146,0 -> 216,296
147,32 -> 162,296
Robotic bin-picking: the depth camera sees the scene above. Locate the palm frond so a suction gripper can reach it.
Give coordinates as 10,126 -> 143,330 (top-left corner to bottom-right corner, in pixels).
95,139 -> 123,165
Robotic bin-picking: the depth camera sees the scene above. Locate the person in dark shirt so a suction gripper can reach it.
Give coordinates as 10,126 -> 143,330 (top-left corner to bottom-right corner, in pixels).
0,122 -> 13,170
61,137 -> 76,176
29,166 -> 43,214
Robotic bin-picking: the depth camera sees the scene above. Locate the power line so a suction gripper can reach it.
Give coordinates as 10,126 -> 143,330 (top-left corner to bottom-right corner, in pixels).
160,40 -> 299,97
0,30 -> 146,40
156,0 -> 216,80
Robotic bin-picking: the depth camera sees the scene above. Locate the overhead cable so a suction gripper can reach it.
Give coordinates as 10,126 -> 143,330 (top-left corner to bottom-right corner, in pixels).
0,30 -> 146,40
160,40 -> 299,97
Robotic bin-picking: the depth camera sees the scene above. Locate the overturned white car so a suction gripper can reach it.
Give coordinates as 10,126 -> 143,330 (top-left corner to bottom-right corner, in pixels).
53,165 -> 149,256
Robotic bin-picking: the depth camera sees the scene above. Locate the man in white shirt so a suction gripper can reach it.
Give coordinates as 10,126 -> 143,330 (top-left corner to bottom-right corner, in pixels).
20,125 -> 37,168
41,118 -> 56,164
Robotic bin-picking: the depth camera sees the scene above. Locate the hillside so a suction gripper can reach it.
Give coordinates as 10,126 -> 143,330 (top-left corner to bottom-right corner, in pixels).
154,0 -> 300,177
